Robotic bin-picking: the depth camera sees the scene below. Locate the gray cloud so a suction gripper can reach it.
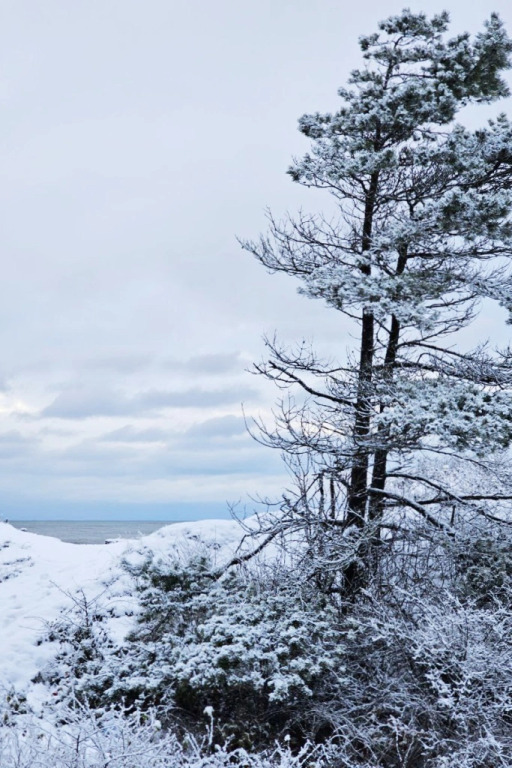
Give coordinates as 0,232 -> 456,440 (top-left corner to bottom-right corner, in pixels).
97,415 -> 249,448
98,416 -> 249,446
40,385 -> 259,419
53,442 -> 280,479
184,415 -> 247,439
158,448 -> 279,478
81,353 -> 154,374
37,426 -> 77,437
0,435 -> 280,481
100,425 -> 169,443
0,430 -> 38,458
41,389 -> 129,419
79,352 -> 241,376
164,353 -> 243,376
13,352 -> 242,382
135,387 -> 258,411
0,430 -> 30,443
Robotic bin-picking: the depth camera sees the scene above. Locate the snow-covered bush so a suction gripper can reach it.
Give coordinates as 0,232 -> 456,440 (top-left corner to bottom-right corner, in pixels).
329,589 -> 512,767
63,553 -> 347,747
38,587 -> 117,708
34,520 -> 512,765
452,527 -> 512,607
0,699 -> 333,768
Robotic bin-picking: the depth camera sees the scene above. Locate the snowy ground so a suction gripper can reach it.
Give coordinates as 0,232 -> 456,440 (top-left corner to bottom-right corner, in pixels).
0,519 -> 246,710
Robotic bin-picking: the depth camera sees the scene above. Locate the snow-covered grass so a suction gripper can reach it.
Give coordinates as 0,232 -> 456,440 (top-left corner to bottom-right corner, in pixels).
0,701 -> 331,768
3,517 -> 512,767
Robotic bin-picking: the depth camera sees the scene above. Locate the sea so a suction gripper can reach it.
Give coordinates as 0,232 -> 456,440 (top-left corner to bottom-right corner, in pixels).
8,520 -> 181,545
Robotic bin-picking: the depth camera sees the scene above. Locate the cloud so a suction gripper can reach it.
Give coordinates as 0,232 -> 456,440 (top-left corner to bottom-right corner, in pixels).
0,430 -> 38,458
135,387 -> 256,410
40,384 -> 259,419
184,414 -> 247,439
0,421 -> 287,508
2,499 -> 230,521
41,389 -> 130,419
98,416 -> 248,447
157,447 -> 278,477
100,426 -> 169,443
81,353 -> 154,374
38,426 -> 77,437
0,436 -> 279,481
0,430 -> 31,444
164,352 -> 243,375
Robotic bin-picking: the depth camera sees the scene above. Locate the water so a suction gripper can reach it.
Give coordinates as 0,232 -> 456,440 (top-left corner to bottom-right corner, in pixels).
9,520 -> 181,545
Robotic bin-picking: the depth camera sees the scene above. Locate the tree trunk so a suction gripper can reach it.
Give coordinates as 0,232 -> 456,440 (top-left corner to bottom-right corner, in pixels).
369,248 -> 408,520
346,171 -> 379,528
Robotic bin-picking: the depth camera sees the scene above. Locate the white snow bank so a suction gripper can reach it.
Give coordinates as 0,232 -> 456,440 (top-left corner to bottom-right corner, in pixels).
0,518 -> 246,706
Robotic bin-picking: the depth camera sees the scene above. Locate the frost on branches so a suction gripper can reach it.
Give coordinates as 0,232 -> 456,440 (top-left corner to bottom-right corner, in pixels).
242,8 -> 512,593
25,520 -> 512,766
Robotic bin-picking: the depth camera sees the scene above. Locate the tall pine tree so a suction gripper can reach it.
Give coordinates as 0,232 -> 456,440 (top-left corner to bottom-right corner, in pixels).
243,9 -> 512,592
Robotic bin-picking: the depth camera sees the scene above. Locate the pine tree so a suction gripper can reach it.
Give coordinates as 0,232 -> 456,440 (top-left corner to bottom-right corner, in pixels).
242,9 -> 512,593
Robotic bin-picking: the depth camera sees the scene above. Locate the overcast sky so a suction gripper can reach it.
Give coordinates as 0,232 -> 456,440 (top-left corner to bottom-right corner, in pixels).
0,0 -> 511,520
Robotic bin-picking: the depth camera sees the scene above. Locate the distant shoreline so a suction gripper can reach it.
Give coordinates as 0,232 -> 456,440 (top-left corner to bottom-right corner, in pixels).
8,519 -> 183,523
7,520 -> 183,545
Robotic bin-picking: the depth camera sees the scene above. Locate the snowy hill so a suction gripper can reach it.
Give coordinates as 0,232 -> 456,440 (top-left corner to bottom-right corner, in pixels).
0,519 -> 245,707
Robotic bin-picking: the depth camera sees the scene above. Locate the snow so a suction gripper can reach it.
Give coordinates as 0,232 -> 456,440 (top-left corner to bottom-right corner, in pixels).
0,518 -> 245,707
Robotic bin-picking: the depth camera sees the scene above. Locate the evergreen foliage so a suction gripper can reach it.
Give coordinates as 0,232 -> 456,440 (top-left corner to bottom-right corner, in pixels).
35,517 -> 512,765
42,552 -> 346,747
